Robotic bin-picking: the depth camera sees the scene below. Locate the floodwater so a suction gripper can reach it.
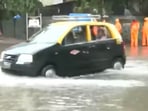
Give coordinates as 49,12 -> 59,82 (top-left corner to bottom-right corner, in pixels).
0,46 -> 148,111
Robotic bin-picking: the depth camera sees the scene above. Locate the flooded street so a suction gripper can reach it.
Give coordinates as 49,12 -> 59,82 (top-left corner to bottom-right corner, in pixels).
0,46 -> 148,111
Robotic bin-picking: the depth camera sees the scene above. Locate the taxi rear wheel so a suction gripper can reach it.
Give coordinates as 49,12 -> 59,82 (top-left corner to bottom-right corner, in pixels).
41,65 -> 58,78
112,58 -> 124,70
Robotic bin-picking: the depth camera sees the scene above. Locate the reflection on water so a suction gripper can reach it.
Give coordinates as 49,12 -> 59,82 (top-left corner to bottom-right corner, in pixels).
140,47 -> 148,57
0,86 -> 147,111
0,67 -> 146,111
128,46 -> 148,58
122,87 -> 148,111
0,46 -> 148,111
129,47 -> 138,57
0,71 -> 146,111
0,86 -> 126,111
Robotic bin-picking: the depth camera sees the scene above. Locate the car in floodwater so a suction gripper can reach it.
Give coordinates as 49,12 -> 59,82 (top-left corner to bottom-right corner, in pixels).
0,20 -> 126,77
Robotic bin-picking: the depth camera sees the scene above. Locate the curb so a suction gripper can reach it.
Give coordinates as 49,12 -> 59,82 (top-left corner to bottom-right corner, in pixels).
0,37 -> 25,44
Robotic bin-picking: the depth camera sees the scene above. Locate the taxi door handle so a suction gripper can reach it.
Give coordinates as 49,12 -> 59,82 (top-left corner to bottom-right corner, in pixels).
89,45 -> 96,48
82,50 -> 89,54
106,43 -> 111,50
106,46 -> 111,50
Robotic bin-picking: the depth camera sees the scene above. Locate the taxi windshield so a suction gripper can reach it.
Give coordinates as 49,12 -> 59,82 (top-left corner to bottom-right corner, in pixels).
29,24 -> 69,43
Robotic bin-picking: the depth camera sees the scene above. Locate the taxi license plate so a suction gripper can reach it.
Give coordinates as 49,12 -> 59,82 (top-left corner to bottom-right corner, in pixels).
3,62 -> 11,69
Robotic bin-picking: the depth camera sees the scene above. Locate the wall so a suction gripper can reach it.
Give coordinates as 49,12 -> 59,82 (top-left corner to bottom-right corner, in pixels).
2,16 -> 51,40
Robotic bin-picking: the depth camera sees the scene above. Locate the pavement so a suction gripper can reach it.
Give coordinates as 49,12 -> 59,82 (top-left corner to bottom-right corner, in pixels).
0,36 -> 25,44
0,36 -> 25,53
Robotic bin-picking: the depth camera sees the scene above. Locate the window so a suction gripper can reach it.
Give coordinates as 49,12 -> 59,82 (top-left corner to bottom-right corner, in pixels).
29,24 -> 69,43
62,26 -> 87,45
90,25 -> 111,40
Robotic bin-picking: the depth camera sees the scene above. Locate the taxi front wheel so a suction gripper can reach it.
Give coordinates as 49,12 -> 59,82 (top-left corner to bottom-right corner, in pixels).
112,58 -> 124,70
41,65 -> 58,78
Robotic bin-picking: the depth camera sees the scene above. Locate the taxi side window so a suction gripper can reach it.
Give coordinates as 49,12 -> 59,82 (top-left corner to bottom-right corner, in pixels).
91,25 -> 111,40
62,26 -> 87,45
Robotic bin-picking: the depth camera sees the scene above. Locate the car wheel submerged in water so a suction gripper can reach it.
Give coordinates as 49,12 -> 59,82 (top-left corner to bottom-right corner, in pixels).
112,58 -> 124,70
41,65 -> 58,78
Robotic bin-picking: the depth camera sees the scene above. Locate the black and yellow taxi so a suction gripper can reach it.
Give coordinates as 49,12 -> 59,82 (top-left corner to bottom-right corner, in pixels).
0,17 -> 126,77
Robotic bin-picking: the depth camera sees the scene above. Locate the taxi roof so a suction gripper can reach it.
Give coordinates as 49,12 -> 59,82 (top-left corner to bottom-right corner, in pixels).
50,21 -> 115,28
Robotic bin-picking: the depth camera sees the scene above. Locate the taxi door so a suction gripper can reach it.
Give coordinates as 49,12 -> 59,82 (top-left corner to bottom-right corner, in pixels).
88,25 -> 115,70
54,25 -> 93,75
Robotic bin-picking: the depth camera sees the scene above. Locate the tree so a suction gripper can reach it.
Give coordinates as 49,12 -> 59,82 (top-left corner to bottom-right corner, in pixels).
73,0 -> 103,14
0,0 -> 42,35
112,0 -> 125,15
0,0 -> 42,19
73,0 -> 91,13
139,0 -> 148,15
5,0 -> 42,15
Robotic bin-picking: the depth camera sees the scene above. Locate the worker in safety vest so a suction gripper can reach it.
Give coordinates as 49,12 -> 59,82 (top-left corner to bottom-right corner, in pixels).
130,19 -> 140,47
142,17 -> 148,46
115,18 -> 122,34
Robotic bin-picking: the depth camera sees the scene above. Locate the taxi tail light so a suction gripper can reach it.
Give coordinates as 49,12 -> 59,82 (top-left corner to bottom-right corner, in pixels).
121,41 -> 126,50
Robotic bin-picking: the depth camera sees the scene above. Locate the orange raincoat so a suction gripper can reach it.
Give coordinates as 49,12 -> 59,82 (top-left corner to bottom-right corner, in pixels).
142,17 -> 148,46
130,20 -> 140,47
115,18 -> 122,34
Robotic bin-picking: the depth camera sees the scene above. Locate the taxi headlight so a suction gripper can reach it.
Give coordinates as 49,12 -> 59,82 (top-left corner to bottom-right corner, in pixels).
16,54 -> 33,64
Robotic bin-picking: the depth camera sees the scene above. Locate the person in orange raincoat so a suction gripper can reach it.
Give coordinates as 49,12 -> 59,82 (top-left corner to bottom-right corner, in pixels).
115,18 -> 122,34
130,19 -> 140,47
142,17 -> 148,46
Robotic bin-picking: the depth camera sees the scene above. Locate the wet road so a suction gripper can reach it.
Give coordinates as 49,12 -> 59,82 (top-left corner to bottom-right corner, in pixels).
0,46 -> 148,111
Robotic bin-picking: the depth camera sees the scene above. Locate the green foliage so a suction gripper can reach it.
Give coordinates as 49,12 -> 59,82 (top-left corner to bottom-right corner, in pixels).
6,0 -> 41,14
73,0 -> 148,15
0,0 -> 42,20
0,0 -> 6,10
73,0 -> 91,13
73,0 -> 106,14
112,0 -> 125,15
